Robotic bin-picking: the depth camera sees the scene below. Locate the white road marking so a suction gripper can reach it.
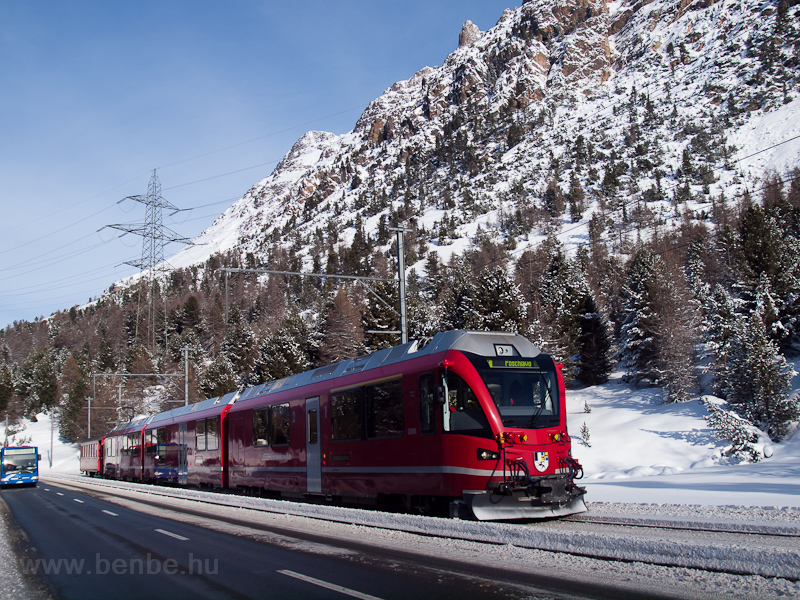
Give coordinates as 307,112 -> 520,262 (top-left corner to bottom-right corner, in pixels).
155,528 -> 189,541
56,492 -> 64,496
73,499 -> 84,503
102,510 -> 118,517
278,570 -> 384,600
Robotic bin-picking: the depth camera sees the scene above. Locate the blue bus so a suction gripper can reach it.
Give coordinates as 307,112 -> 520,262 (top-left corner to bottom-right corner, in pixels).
1,446 -> 40,487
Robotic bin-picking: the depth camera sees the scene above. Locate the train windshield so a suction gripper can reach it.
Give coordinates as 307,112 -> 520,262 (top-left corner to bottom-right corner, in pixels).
3,450 -> 38,473
478,366 -> 560,429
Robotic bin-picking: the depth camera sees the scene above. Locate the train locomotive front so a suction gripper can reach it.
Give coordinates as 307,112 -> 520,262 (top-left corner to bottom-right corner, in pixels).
423,331 -> 586,519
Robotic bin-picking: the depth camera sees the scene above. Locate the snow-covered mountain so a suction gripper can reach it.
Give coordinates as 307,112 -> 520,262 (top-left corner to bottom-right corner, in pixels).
170,0 -> 800,274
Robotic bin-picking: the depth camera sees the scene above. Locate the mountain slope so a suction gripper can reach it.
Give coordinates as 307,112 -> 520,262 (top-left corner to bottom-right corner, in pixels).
169,0 -> 800,277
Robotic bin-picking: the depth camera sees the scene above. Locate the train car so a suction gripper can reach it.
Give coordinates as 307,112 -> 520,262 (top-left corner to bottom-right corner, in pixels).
141,394 -> 237,486
1,446 -> 41,487
79,436 -> 105,477
226,330 -> 586,519
102,417 -> 148,480
87,330 -> 586,520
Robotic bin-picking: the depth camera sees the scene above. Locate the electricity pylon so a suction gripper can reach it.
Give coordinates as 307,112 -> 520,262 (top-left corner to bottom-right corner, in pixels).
108,169 -> 191,355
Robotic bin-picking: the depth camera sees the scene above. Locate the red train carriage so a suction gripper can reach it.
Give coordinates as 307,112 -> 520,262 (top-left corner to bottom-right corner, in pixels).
226,329 -> 585,519
101,417 -> 151,481
82,330 -> 586,520
141,393 -> 237,487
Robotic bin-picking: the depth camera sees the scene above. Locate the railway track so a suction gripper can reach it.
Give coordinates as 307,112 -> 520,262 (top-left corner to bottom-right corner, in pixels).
561,513 -> 800,538
42,474 -> 800,582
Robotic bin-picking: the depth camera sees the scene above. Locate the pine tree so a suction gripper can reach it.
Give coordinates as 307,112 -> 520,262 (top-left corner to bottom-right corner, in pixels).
736,203 -> 800,348
700,284 -> 741,396
200,355 -> 238,398
15,350 -> 59,418
568,172 -> 586,223
0,364 -> 13,415
97,338 -> 116,373
618,249 -> 697,400
361,279 -> 400,352
579,422 -> 591,447
318,287 -> 365,365
720,309 -> 798,441
59,353 -> 89,441
472,266 -> 528,333
220,307 -> 256,384
575,294 -> 614,385
252,311 -> 314,383
438,256 -> 481,331
618,250 -> 661,384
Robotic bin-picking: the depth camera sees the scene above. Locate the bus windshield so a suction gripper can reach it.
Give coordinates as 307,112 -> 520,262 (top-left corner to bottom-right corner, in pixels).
3,450 -> 38,473
479,367 -> 560,429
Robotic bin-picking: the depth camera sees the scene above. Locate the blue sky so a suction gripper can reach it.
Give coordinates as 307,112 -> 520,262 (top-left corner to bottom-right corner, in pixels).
0,1 -> 516,329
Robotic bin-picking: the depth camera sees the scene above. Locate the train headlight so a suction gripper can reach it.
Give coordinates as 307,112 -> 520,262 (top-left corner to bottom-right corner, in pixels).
477,449 -> 500,461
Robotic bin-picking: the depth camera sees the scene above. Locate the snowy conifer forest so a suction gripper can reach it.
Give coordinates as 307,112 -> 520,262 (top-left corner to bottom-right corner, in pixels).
1,0 -> 799,454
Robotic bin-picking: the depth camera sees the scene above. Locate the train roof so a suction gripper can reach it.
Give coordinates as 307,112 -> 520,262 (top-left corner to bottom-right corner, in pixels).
107,330 -> 541,431
236,329 -> 541,404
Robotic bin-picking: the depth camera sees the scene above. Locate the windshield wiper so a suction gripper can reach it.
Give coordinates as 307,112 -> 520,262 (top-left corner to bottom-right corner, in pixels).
524,402 -> 545,428
524,375 -> 553,428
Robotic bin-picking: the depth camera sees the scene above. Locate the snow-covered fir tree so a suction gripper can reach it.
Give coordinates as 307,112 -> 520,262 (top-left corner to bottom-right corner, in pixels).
719,308 -> 798,441
200,354 -> 238,398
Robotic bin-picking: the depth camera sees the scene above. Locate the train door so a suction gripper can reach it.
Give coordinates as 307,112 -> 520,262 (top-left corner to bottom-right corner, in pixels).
305,397 -> 321,493
178,422 -> 188,485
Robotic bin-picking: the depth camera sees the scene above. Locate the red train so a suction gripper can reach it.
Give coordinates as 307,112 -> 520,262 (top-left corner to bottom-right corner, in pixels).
80,330 -> 586,520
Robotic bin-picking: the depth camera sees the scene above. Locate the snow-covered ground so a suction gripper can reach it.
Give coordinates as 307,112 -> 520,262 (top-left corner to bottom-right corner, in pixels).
568,367 -> 800,509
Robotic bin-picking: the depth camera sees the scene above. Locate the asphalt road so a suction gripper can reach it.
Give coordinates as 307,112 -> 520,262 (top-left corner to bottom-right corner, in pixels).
1,483 -> 578,600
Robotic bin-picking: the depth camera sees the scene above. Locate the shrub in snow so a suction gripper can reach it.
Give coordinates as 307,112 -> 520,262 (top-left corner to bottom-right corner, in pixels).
580,422 -> 591,447
703,398 -> 763,462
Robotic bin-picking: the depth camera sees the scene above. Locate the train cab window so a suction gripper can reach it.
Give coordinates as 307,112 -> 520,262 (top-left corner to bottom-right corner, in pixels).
253,409 -> 269,446
479,368 -> 560,429
442,371 -> 491,437
419,373 -> 436,434
365,379 -> 403,439
269,403 -> 291,446
331,389 -> 363,441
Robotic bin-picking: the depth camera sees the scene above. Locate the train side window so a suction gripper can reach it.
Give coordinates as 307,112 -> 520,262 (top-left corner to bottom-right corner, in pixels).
419,373 -> 436,434
157,427 -> 167,444
196,419 -> 207,451
206,417 -> 220,451
331,389 -> 363,441
365,379 -> 403,439
270,403 -> 291,446
253,409 -> 269,446
308,409 -> 318,444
